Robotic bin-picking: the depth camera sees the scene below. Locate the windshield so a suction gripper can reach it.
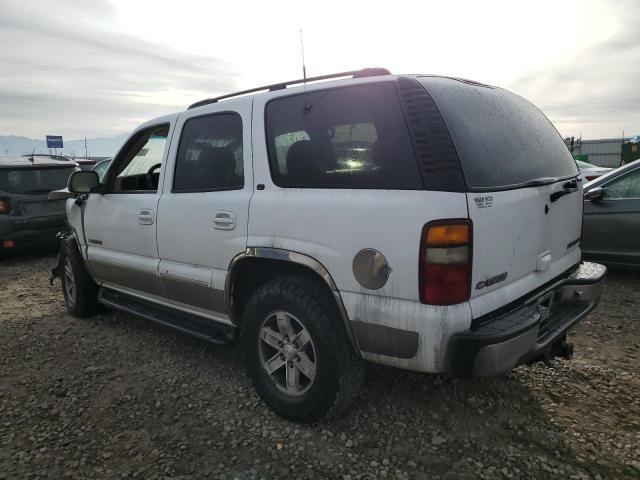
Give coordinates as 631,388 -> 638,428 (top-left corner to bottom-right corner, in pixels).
0,167 -> 76,194
419,77 -> 579,190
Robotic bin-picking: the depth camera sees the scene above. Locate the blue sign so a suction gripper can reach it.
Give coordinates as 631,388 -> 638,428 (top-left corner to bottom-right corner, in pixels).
46,135 -> 63,149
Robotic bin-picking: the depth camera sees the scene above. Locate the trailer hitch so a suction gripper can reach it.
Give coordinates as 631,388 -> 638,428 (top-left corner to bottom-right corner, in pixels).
531,335 -> 574,367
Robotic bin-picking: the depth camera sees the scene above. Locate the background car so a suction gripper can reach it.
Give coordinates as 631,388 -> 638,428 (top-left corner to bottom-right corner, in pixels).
576,159 -> 612,181
23,154 -> 96,171
0,155 -> 78,254
582,159 -> 640,269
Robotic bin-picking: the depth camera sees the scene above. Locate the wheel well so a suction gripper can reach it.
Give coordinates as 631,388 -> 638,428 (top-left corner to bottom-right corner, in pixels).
229,258 -> 337,326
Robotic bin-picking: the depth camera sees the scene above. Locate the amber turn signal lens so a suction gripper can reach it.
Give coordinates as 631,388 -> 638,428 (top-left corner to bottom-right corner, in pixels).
426,224 -> 469,246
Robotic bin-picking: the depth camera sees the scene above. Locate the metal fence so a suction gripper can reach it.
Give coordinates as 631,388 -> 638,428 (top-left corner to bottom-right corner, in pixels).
567,138 -> 629,168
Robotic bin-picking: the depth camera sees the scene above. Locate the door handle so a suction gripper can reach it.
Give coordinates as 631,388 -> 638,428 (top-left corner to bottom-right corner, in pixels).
138,209 -> 155,225
213,211 -> 236,230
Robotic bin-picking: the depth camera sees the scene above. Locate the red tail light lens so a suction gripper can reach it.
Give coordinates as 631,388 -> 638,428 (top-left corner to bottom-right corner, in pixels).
0,198 -> 10,214
420,220 -> 472,305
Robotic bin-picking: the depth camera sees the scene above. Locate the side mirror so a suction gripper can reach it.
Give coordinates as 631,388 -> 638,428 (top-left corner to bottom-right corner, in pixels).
68,170 -> 100,194
584,186 -> 605,202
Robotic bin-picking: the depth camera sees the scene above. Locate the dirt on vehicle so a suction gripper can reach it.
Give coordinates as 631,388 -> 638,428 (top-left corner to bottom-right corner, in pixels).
1,253 -> 639,480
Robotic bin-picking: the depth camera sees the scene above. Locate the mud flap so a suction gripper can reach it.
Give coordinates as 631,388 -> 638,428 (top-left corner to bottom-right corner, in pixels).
49,230 -> 72,284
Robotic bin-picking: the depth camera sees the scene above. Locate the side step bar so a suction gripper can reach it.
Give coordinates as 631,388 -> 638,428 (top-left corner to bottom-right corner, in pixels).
99,287 -> 235,345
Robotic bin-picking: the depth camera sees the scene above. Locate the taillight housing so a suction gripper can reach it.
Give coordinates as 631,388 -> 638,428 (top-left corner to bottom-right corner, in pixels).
0,198 -> 10,214
420,220 -> 472,305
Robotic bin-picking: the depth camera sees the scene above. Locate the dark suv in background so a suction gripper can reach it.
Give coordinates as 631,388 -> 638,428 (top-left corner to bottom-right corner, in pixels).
0,155 -> 78,254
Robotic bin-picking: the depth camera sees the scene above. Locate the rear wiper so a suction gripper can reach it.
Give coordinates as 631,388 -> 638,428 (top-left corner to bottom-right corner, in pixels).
550,180 -> 579,203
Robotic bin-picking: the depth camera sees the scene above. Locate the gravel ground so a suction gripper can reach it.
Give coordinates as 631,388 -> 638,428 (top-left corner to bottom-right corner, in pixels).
1,252 -> 639,480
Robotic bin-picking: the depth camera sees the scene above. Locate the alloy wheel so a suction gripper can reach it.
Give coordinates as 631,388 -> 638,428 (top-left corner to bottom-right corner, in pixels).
258,310 -> 317,396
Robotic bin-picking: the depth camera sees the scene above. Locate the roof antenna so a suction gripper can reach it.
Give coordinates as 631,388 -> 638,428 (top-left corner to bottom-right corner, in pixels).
29,148 -> 35,163
300,29 -> 311,114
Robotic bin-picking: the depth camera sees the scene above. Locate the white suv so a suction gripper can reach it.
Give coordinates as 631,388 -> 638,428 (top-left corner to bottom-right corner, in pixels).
53,68 -> 606,423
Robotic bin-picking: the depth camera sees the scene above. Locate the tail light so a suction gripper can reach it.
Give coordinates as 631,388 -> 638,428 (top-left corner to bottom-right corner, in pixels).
585,175 -> 598,181
0,198 -> 10,214
420,220 -> 472,305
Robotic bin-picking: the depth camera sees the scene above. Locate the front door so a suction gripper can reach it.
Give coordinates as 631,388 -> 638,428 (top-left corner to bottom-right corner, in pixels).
156,99 -> 253,320
583,167 -> 640,267
83,122 -> 172,297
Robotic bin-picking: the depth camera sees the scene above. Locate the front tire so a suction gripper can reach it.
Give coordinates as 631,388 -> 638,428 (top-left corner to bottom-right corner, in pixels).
241,276 -> 365,423
60,237 -> 99,317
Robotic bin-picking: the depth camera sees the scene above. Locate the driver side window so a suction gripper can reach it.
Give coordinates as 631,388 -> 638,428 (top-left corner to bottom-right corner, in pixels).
112,124 -> 169,193
605,170 -> 640,199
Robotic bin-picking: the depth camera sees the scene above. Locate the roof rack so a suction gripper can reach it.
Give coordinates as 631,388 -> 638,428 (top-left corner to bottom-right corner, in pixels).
188,67 -> 391,110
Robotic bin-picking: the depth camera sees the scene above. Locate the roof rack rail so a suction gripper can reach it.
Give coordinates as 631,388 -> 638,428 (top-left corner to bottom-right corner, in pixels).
188,67 -> 391,109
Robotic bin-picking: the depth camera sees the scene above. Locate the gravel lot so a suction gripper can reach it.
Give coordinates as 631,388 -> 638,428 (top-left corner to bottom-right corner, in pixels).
1,252 -> 639,480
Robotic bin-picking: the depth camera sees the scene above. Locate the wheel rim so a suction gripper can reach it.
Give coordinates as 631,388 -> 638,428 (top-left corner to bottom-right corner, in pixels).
63,257 -> 76,304
258,310 -> 317,397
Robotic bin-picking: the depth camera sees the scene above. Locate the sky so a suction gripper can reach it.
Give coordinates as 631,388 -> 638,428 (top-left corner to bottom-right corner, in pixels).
0,0 -> 638,140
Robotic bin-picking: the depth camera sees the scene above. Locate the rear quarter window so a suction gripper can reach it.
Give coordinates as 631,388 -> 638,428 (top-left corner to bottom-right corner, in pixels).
419,78 -> 578,190
265,83 -> 422,189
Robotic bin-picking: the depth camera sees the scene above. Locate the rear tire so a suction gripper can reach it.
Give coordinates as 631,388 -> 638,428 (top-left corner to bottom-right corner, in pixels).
60,236 -> 99,317
241,276 -> 365,423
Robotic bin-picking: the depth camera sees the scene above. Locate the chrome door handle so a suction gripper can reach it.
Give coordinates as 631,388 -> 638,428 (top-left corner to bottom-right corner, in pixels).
138,209 -> 155,225
213,211 -> 236,230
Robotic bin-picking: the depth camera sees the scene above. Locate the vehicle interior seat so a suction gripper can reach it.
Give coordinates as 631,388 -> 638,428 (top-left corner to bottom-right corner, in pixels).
286,139 -> 331,185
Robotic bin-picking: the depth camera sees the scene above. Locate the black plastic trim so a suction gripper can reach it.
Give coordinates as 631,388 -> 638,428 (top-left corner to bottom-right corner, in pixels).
396,77 -> 467,192
99,287 -> 235,344
351,321 -> 419,359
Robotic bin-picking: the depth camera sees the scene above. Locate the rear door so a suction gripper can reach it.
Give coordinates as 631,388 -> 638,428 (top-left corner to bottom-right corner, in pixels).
583,166 -> 640,267
419,77 -> 582,318
155,98 -> 252,321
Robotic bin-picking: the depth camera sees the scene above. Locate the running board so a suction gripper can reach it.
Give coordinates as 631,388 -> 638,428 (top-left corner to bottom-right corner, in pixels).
99,287 -> 235,345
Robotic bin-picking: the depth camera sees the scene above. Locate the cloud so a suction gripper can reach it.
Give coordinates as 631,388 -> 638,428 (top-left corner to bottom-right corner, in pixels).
507,0 -> 640,139
0,0 -> 237,138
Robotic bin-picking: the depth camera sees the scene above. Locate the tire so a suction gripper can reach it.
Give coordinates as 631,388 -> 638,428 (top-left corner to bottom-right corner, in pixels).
241,275 -> 365,423
60,236 -> 99,317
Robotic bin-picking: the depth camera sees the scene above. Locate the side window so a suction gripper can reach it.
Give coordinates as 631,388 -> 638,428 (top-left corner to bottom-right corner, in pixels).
173,113 -> 243,192
265,84 -> 422,189
605,170 -> 640,199
112,125 -> 169,193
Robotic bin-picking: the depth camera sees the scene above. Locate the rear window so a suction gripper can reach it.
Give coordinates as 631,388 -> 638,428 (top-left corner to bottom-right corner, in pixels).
265,83 -> 422,189
419,78 -> 578,190
0,167 -> 76,194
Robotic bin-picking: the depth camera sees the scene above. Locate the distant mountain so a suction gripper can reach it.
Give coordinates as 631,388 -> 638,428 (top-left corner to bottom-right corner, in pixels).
0,134 -> 129,158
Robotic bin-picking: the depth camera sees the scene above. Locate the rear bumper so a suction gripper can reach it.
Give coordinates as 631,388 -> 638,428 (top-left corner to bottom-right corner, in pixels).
447,262 -> 606,377
0,215 -> 66,250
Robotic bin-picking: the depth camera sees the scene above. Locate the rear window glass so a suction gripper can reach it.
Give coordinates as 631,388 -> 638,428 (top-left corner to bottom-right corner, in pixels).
0,167 -> 76,194
265,83 -> 422,189
419,78 -> 578,190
